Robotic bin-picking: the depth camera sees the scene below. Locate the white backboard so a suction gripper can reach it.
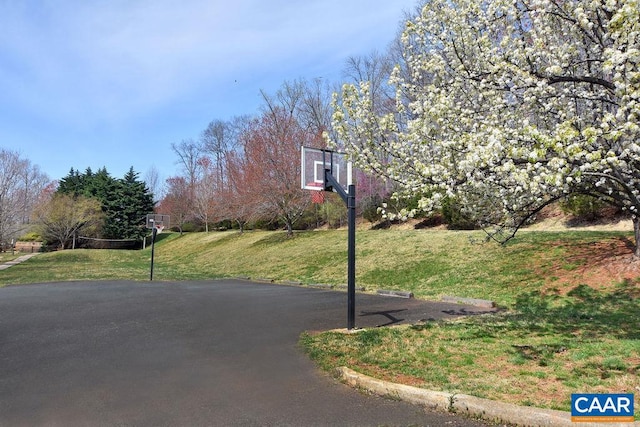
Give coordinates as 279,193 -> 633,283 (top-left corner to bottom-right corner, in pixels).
146,213 -> 170,229
301,146 -> 351,191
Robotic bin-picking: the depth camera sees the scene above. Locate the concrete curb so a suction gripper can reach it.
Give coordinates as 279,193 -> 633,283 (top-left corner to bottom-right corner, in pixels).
279,280 -> 303,286
336,367 -> 639,427
377,289 -> 414,298
253,277 -> 275,283
0,253 -> 40,271
307,283 -> 334,289
441,295 -> 496,308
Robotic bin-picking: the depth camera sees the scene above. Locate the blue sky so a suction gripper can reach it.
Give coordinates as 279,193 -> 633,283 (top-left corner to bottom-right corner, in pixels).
1,1 -> 417,183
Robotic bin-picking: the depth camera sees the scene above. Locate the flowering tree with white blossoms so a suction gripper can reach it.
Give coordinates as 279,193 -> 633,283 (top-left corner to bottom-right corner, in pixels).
329,0 -> 640,254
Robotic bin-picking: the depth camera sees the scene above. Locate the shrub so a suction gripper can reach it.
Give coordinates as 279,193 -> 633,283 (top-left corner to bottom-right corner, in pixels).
18,232 -> 43,242
441,196 -> 478,230
360,194 -> 384,223
560,195 -> 610,221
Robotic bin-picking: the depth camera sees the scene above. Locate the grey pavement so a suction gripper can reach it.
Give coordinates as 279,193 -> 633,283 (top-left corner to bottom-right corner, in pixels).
0,280 -> 497,426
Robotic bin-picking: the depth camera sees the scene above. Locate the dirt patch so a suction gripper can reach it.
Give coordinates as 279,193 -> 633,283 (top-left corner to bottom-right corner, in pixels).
528,203 -> 632,231
359,364 -> 426,388
539,237 -> 640,293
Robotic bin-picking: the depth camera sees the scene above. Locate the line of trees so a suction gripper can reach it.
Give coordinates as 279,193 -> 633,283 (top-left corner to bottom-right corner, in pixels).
28,167 -> 154,249
57,167 -> 155,240
0,147 -> 159,250
159,0 -> 637,250
159,78 -> 394,236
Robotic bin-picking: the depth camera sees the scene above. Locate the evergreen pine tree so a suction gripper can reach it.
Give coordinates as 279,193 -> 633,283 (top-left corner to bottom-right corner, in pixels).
56,166 -> 154,241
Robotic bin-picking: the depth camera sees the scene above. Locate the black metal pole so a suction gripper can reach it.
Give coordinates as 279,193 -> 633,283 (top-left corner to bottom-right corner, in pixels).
150,227 -> 157,281
325,170 -> 357,330
347,183 -> 356,330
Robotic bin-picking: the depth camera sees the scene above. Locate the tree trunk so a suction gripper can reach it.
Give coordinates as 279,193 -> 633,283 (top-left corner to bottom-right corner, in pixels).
634,216 -> 640,258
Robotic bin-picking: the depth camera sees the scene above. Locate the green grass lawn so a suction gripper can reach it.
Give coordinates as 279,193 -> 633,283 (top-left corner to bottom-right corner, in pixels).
2,228 -> 639,416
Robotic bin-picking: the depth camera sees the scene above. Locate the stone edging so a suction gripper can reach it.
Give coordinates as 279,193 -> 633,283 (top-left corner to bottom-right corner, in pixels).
336,367 -> 639,427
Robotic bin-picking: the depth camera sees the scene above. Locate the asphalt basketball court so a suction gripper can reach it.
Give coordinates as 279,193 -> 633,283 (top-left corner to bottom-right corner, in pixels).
0,279 -> 494,426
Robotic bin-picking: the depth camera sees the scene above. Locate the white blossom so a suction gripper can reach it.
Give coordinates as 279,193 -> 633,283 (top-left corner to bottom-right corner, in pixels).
328,0 -> 640,249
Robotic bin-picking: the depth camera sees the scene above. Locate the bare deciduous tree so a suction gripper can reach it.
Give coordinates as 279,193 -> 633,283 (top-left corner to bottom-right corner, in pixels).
157,176 -> 192,235
222,152 -> 260,233
171,138 -> 203,192
243,84 -> 314,235
0,149 -> 50,247
144,165 -> 163,204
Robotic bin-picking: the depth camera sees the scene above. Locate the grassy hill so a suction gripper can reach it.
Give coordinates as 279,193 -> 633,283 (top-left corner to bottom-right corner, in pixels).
2,227 -> 636,306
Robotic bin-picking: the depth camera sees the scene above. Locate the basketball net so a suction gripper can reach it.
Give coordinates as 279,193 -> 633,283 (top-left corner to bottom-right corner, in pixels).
306,182 -> 325,204
311,191 -> 325,204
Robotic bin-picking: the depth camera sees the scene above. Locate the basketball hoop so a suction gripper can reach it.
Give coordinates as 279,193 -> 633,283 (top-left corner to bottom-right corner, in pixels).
146,214 -> 171,230
301,146 -> 357,330
146,213 -> 171,282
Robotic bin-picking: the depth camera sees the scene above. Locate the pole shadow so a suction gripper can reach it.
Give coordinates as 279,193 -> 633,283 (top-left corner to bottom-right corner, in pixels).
359,309 -> 408,327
